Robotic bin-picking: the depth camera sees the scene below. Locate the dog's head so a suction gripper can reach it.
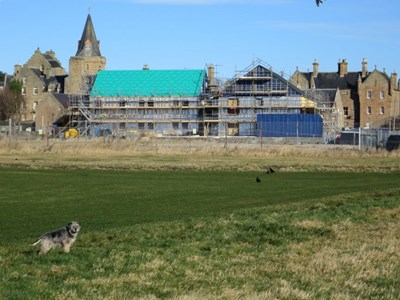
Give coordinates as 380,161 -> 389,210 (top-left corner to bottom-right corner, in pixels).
67,221 -> 81,235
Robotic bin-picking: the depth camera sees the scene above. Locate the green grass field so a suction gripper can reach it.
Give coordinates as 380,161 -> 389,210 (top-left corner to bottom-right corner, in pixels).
1,167 -> 400,299
1,168 -> 399,242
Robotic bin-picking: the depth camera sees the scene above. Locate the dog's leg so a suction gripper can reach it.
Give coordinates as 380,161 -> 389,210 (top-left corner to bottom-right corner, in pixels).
39,241 -> 51,255
63,242 -> 71,253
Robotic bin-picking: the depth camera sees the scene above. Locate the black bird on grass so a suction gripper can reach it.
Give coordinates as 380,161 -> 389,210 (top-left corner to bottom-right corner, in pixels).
266,168 -> 275,174
256,176 -> 262,183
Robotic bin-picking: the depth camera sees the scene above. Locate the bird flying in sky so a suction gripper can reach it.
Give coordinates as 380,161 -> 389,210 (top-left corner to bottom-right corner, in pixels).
316,0 -> 324,7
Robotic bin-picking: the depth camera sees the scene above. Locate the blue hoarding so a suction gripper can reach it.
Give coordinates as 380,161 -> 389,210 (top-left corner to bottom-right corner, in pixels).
257,114 -> 323,137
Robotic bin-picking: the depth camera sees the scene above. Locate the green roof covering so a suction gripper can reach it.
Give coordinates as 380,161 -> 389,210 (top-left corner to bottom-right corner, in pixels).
91,69 -> 206,97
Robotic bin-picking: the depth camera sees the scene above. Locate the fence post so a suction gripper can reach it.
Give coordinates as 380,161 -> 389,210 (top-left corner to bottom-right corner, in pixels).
224,122 -> 228,149
8,118 -> 12,141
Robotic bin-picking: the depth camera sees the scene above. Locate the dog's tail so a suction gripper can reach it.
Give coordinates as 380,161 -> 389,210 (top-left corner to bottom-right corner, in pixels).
32,239 -> 41,246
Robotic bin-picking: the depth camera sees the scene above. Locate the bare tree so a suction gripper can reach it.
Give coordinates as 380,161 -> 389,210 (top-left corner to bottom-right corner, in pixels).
0,80 -> 25,122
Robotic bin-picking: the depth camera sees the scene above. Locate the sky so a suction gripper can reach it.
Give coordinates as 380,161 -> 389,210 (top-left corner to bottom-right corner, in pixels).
0,0 -> 399,80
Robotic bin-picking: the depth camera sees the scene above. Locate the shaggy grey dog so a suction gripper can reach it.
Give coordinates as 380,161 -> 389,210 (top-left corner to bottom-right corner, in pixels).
32,221 -> 81,255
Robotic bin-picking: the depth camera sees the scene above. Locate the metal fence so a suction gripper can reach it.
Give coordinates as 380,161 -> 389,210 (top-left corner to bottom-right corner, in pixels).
340,128 -> 400,150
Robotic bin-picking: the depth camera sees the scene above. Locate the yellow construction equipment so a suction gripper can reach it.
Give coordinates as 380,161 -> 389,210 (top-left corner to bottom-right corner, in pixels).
65,129 -> 79,139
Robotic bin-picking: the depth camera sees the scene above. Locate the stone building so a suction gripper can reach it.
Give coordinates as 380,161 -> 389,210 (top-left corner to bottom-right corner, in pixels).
64,14 -> 106,95
13,49 -> 67,122
291,59 -> 400,128
35,93 -> 69,135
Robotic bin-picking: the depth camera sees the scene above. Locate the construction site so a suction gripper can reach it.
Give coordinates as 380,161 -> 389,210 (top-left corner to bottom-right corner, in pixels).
59,60 -> 327,140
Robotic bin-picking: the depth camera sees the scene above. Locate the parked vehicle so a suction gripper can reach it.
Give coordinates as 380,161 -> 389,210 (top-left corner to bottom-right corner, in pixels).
386,135 -> 400,151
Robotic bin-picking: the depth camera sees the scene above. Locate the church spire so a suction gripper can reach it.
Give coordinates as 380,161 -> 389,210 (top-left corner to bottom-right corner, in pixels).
76,14 -> 101,57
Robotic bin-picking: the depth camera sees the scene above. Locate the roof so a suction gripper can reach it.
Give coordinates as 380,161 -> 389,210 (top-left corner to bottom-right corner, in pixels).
76,14 -> 102,57
29,67 -> 66,90
223,64 -> 303,97
313,72 -> 359,90
301,69 -> 390,90
91,69 -> 206,97
50,93 -> 70,108
44,54 -> 62,68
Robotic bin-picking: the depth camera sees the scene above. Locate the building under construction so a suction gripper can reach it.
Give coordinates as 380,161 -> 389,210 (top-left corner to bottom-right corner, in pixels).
67,60 -> 320,138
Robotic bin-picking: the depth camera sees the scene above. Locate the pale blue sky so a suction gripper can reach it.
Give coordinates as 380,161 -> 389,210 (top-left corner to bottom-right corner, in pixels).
1,0 -> 399,80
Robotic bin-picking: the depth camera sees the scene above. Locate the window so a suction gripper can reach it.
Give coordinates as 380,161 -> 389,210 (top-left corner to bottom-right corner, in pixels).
148,123 -> 154,130
22,77 -> 27,84
21,87 -> 26,95
33,87 -> 38,95
228,108 -> 239,115
380,106 -> 385,115
172,122 -> 179,130
380,91 -> 384,99
138,123 -> 145,130
148,101 -> 154,107
182,123 -> 188,130
367,106 -> 372,115
343,106 -> 348,116
33,101 -> 38,111
367,91 -> 372,99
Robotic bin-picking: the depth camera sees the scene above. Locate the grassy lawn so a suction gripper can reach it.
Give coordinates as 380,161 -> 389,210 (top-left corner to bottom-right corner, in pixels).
1,166 -> 400,299
1,168 -> 400,241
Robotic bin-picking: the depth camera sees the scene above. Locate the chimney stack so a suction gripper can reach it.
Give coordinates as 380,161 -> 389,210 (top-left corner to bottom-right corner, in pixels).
312,59 -> 319,77
208,64 -> 216,92
390,71 -> 398,95
362,58 -> 368,78
338,59 -> 348,77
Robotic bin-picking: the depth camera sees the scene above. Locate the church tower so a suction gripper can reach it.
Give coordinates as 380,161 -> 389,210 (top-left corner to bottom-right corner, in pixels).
65,14 -> 106,94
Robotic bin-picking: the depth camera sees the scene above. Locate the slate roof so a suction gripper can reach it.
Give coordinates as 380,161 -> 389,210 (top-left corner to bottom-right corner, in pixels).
313,72 -> 359,90
43,54 -> 62,68
76,14 -> 102,57
91,69 -> 206,97
29,68 -> 66,91
301,70 -> 390,90
51,93 -> 70,108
